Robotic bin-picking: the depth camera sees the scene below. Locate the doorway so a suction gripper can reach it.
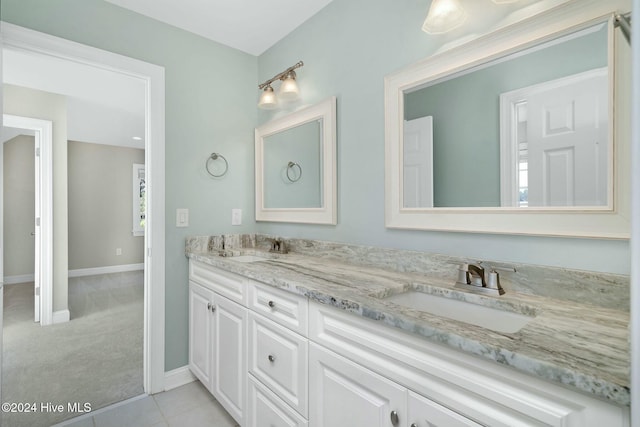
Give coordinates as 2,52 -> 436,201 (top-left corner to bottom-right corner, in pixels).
2,115 -> 53,325
1,21 -> 166,404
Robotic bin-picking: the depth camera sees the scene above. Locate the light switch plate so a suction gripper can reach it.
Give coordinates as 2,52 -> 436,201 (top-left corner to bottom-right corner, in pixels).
231,208 -> 242,226
176,208 -> 189,227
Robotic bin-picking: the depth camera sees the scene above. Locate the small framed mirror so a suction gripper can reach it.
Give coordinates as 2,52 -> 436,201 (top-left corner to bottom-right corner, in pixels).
384,3 -> 630,238
255,96 -> 337,224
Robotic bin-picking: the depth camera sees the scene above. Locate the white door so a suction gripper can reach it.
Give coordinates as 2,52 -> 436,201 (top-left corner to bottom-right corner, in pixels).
403,116 -> 434,208
525,70 -> 608,206
309,343 -> 406,427
212,293 -> 247,425
188,281 -> 213,390
407,391 -> 481,427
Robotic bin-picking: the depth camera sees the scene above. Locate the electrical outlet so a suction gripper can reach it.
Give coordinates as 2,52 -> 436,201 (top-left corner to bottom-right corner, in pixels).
116,248 -> 122,256
231,208 -> 242,226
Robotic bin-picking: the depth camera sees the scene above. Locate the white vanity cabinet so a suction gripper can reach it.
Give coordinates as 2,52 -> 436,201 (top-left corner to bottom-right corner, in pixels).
188,261 -> 247,426
309,301 -> 629,427
247,282 -> 310,425
309,343 -> 481,427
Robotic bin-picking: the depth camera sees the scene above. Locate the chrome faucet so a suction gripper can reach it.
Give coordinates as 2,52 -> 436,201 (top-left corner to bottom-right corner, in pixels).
454,262 -> 515,296
266,237 -> 288,254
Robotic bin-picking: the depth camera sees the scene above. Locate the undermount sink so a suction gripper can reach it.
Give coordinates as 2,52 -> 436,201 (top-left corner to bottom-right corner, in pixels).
381,289 -> 536,334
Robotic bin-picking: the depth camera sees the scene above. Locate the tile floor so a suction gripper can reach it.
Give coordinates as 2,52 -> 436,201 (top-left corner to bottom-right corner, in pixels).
55,381 -> 239,427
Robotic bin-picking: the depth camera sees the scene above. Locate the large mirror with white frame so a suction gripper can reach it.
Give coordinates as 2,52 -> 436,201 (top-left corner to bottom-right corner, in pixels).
384,0 -> 631,238
255,96 -> 337,224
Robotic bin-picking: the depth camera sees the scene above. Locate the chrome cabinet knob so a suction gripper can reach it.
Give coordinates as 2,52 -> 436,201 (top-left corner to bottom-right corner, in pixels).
211,306 -> 216,313
410,424 -> 418,427
268,354 -> 276,362
268,300 -> 275,308
390,410 -> 399,425
207,302 -> 211,310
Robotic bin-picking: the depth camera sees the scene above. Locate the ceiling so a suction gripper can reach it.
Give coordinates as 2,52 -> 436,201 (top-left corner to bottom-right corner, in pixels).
104,0 -> 335,56
3,48 -> 146,149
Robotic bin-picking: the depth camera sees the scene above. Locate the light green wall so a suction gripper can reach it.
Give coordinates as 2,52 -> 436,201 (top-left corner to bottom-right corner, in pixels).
264,120 -> 322,208
404,24 -> 608,207
1,0 -> 258,371
68,141 -> 145,270
256,0 -> 629,274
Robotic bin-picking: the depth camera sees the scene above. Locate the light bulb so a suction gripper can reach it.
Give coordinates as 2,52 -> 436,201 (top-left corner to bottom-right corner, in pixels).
422,0 -> 467,34
258,85 -> 278,110
278,72 -> 300,101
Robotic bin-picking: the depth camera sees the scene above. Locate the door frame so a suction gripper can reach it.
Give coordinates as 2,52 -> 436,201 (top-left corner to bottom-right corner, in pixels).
3,114 -> 53,325
1,22 -> 166,394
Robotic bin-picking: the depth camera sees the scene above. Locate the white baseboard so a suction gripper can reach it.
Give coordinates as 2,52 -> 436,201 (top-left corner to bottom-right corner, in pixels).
164,366 -> 196,391
68,263 -> 144,278
3,274 -> 35,285
53,309 -> 70,324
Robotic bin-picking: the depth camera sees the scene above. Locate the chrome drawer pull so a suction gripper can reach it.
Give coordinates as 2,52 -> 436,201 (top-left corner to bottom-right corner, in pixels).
268,354 -> 276,362
390,411 -> 399,425
268,300 -> 276,308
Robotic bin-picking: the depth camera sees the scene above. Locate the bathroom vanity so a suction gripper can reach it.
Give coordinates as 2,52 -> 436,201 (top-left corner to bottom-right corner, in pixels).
186,235 -> 630,427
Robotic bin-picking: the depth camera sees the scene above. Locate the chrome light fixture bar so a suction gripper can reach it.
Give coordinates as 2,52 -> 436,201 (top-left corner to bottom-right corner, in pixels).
258,61 -> 304,109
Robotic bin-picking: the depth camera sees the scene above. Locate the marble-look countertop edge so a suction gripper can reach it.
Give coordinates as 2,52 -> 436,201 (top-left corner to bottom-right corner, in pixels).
186,251 -> 630,406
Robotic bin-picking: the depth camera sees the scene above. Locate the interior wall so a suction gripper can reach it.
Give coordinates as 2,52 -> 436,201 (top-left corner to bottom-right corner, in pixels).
256,0 -> 630,275
2,135 -> 35,277
3,84 -> 69,313
68,140 -> 144,270
1,0 -> 258,370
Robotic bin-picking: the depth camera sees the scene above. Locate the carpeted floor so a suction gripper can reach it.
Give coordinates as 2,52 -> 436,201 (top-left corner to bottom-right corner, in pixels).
2,271 -> 144,427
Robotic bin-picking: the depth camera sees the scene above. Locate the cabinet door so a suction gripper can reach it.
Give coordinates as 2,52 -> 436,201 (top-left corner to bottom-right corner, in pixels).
189,281 -> 214,390
408,391 -> 481,427
212,293 -> 247,425
309,343 -> 406,427
248,375 -> 308,427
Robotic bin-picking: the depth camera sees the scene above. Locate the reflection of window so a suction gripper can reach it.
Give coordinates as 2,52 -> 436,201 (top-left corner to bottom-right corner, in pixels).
133,163 -> 145,236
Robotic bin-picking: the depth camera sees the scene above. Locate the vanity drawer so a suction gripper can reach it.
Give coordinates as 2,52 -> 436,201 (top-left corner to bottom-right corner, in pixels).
248,311 -> 308,417
249,280 -> 308,336
247,375 -> 308,427
189,260 -> 246,305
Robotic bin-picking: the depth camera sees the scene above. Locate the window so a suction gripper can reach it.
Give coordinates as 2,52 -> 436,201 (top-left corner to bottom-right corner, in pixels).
133,163 -> 145,236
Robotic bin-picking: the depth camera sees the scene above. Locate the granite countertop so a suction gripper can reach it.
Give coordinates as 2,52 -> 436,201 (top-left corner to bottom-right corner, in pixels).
186,249 -> 630,406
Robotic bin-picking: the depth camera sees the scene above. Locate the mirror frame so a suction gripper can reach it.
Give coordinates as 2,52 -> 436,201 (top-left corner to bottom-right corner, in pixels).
255,96 -> 337,224
384,0 -> 630,238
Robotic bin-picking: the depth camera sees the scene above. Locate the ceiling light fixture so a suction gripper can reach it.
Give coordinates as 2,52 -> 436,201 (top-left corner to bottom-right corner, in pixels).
258,61 -> 304,109
422,0 -> 467,34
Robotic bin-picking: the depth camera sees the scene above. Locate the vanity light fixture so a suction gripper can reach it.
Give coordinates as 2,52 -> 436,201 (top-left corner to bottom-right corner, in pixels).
422,0 -> 467,34
258,61 -> 304,109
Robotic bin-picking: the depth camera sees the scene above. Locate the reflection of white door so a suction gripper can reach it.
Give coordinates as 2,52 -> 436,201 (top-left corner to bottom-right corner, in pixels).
500,68 -> 608,207
527,70 -> 608,206
403,116 -> 433,208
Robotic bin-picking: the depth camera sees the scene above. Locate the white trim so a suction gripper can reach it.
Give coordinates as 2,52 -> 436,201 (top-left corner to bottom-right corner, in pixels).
52,309 -> 70,324
3,114 -> 54,325
68,263 -> 144,278
164,366 -> 197,391
629,0 -> 639,426
384,0 -> 631,238
2,22 -> 166,394
3,274 -> 35,285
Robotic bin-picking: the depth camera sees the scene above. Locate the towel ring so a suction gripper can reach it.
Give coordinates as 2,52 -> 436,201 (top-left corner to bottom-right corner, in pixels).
286,161 -> 302,182
206,153 -> 228,177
